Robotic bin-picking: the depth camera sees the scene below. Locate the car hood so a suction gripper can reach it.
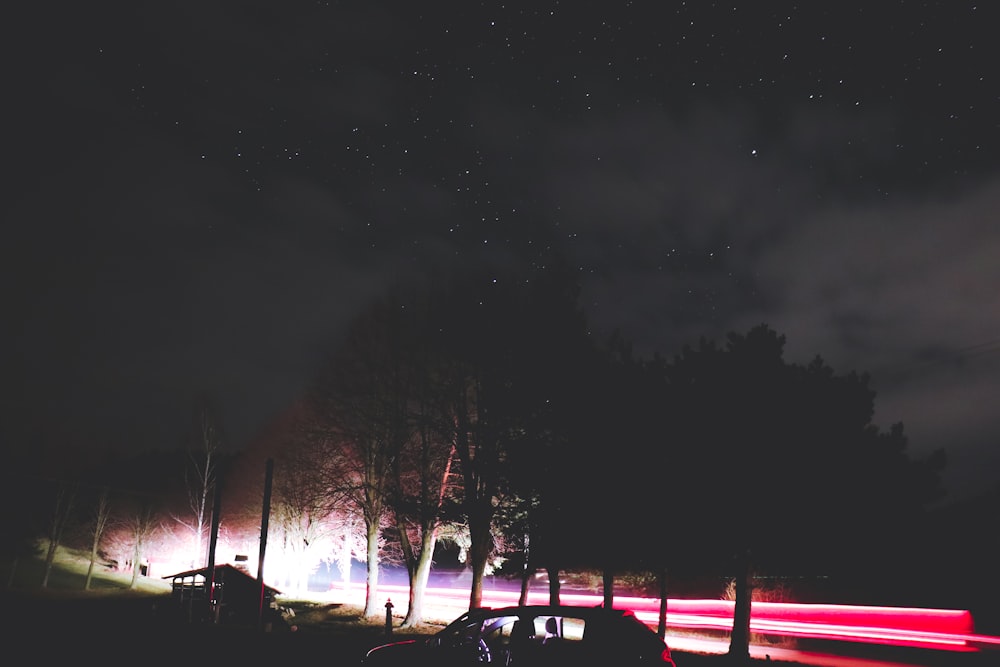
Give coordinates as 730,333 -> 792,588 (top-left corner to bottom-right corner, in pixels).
363,638 -> 420,662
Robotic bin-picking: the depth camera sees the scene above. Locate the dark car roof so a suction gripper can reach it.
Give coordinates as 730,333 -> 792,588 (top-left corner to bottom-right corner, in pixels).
448,604 -> 646,631
469,605 -> 634,618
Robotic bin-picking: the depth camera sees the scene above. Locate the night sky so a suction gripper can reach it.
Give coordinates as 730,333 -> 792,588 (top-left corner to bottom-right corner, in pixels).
5,2 -> 998,503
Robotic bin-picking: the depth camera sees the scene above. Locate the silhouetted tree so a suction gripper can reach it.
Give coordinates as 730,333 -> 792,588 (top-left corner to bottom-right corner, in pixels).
659,324 -> 945,661
424,265 -> 593,609
116,500 -> 159,589
392,415 -> 460,627
491,281 -> 596,605
506,329 -> 669,608
310,291 -> 417,617
84,486 -> 111,590
268,447 -> 340,595
295,405 -> 369,597
421,278 -> 511,611
174,396 -> 222,569
40,480 -> 76,589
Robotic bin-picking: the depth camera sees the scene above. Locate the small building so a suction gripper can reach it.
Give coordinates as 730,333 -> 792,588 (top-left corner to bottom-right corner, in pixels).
164,563 -> 282,627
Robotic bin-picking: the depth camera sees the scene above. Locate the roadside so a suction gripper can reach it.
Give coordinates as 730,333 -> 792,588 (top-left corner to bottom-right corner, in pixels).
4,589 -> 972,667
0,589 -> 766,666
2,576 -> 992,667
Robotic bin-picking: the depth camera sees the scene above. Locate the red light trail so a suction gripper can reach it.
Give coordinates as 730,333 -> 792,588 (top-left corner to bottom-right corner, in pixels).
327,583 -> 1000,656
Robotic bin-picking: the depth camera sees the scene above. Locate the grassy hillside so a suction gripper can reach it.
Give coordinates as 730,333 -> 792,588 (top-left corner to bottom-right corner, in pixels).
3,542 -> 172,597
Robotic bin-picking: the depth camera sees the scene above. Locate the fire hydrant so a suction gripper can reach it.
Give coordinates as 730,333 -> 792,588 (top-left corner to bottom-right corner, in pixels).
385,598 -> 394,637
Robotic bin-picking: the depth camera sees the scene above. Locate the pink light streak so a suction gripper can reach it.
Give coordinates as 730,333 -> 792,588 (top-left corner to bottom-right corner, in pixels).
333,584 -> 1000,654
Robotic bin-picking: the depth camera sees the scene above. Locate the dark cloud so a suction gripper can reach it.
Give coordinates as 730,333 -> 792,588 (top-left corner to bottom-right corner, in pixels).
5,1 -> 999,503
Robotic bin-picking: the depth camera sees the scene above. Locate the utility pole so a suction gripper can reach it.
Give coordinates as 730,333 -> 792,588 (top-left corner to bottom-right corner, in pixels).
206,472 -> 223,623
257,458 -> 274,629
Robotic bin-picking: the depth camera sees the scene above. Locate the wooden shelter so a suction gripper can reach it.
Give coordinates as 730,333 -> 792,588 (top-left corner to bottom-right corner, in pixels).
164,563 -> 281,626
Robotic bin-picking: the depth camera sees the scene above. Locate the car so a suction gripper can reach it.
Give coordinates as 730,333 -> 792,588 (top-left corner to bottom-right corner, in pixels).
361,604 -> 676,666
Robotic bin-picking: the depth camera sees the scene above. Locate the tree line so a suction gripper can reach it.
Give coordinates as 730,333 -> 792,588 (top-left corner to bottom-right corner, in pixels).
226,265 -> 946,660
2,265 -> 947,661
1,398 -> 223,591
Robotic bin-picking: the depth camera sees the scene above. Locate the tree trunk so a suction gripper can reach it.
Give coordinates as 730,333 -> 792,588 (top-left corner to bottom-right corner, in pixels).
547,565 -> 561,606
517,528 -> 532,605
41,486 -> 74,589
728,549 -> 753,662
518,563 -> 532,606
401,529 -> 437,627
468,506 -> 493,609
85,489 -> 109,592
84,547 -> 97,591
657,567 -> 668,639
396,517 -> 417,623
129,541 -> 142,589
363,522 -> 382,617
602,568 -> 613,608
40,539 -> 58,589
